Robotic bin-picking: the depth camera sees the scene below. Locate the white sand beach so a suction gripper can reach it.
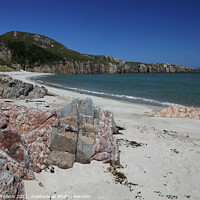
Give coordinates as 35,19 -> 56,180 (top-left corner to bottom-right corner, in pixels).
1,71 -> 200,200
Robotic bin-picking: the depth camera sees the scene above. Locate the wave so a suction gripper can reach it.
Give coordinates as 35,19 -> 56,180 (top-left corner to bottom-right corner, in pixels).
33,77 -> 177,107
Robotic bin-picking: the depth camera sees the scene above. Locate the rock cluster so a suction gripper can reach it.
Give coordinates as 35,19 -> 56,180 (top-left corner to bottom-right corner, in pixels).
46,98 -> 119,169
0,98 -> 119,197
153,105 -> 200,120
0,74 -> 48,99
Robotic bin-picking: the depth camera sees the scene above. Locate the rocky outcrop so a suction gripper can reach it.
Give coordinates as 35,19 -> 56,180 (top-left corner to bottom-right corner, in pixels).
0,74 -> 48,99
153,105 -> 200,120
0,98 -> 119,180
46,98 -> 119,169
0,102 -> 57,179
0,159 -> 25,200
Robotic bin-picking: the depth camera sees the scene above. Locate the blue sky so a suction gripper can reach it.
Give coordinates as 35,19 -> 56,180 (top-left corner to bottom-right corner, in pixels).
1,0 -> 200,68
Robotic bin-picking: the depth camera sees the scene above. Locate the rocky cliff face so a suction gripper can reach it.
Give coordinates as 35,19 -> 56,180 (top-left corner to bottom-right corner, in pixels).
24,61 -> 199,74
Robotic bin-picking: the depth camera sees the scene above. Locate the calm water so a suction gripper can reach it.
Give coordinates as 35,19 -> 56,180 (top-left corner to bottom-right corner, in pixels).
36,73 -> 200,107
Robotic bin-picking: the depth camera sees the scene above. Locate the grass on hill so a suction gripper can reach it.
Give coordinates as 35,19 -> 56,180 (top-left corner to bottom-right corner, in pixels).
0,31 -> 124,65
0,65 -> 17,72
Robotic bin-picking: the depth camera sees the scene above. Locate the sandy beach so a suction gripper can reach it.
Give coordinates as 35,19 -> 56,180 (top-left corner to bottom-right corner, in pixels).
0,71 -> 200,200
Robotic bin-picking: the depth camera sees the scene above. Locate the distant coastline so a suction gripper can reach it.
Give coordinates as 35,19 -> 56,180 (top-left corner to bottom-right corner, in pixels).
1,31 -> 199,74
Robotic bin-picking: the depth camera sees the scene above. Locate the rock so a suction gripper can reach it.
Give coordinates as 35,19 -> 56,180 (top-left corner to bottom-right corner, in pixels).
0,102 -> 57,134
0,98 -> 119,174
0,112 -> 7,128
153,105 -> 200,120
76,134 -> 95,164
49,98 -> 119,168
57,98 -> 97,164
59,99 -> 79,132
0,127 -> 29,165
79,98 -> 95,133
0,102 -> 57,174
0,127 -> 34,180
0,159 -> 25,199
0,74 -> 47,99
0,149 -> 35,180
92,110 -> 119,165
28,85 -> 48,98
50,132 -> 77,154
46,151 -> 75,169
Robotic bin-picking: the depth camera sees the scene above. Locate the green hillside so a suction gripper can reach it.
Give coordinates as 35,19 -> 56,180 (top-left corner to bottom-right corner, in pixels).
0,31 -> 123,67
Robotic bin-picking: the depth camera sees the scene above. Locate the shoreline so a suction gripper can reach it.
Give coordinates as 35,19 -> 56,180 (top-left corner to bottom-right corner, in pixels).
29,74 -> 169,108
1,71 -> 200,200
29,72 -> 200,108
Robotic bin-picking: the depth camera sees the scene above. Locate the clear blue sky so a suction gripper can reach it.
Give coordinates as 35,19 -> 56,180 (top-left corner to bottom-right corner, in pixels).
1,0 -> 200,68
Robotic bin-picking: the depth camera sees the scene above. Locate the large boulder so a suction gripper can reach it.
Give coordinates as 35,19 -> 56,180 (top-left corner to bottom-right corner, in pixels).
0,103 -> 57,176
47,98 -> 119,169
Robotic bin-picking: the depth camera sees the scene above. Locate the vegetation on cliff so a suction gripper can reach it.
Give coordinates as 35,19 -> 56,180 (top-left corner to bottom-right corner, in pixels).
0,31 -> 121,66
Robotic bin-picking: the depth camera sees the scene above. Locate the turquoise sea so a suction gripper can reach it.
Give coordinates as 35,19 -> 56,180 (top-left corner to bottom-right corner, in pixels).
35,73 -> 200,107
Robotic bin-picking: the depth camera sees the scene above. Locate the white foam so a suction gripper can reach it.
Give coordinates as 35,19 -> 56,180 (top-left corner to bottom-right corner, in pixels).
35,77 -> 178,106
61,86 -> 177,106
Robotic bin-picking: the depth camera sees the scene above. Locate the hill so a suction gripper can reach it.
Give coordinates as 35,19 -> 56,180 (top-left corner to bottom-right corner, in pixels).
0,31 -> 199,74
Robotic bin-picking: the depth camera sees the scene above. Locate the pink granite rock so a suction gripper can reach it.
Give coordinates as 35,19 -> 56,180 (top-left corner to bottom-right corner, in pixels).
0,99 -> 119,178
0,159 -> 25,199
0,149 -> 35,180
0,127 -> 34,180
92,110 -> 119,165
153,105 -> 200,120
0,102 -> 57,176
0,102 -> 57,134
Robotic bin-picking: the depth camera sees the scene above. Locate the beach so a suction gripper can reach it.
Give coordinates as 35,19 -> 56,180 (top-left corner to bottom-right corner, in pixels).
1,71 -> 200,200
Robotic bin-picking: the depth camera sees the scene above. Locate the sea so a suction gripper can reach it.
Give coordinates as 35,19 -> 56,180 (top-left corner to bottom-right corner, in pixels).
33,73 -> 200,107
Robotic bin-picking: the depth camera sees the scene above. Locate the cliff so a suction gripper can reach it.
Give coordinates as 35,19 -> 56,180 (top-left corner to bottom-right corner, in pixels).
0,31 -> 199,74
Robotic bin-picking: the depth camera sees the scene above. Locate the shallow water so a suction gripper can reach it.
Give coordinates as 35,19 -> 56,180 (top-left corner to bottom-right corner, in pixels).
36,73 -> 200,107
